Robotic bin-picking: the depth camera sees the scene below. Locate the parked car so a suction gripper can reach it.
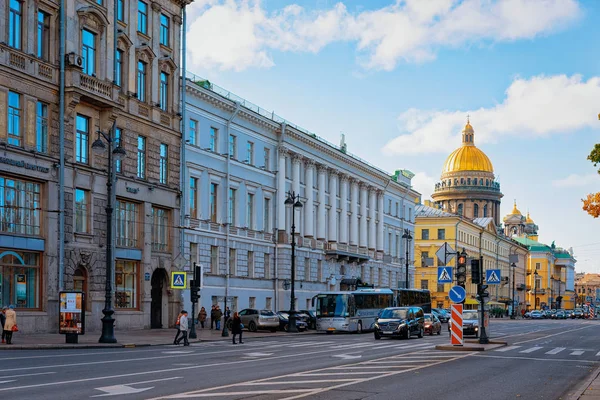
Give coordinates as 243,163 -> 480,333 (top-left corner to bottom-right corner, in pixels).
276,311 -> 308,332
555,310 -> 567,319
572,309 -> 584,319
462,310 -> 480,338
424,313 -> 442,336
238,309 -> 280,332
530,310 -> 543,320
432,308 -> 450,323
373,307 -> 425,340
298,310 -> 317,329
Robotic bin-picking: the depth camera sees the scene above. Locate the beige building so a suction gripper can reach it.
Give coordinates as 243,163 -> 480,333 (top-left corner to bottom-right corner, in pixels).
575,274 -> 600,306
0,0 -> 188,332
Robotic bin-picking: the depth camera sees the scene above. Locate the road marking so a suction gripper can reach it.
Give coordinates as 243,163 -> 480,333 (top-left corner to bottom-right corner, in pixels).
333,354 -> 362,360
296,372 -> 383,376
570,350 -> 585,356
161,351 -> 194,354
0,380 -> 16,384
328,365 -> 421,369
519,346 -> 543,354
595,351 -> 600,357
474,354 -> 600,363
244,379 -> 357,385
244,352 -> 274,357
92,377 -> 182,398
157,390 -> 313,397
545,347 -> 566,355
0,372 -> 56,379
513,325 -> 594,345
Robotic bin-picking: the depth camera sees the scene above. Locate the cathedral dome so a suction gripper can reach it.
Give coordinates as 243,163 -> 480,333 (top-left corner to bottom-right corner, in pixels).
442,121 -> 494,174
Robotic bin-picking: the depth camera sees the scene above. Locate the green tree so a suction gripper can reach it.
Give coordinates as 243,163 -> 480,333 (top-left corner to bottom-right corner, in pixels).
582,143 -> 600,218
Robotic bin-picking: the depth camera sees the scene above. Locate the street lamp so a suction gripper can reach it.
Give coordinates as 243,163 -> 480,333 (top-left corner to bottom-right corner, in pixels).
284,191 -> 303,333
533,269 -> 539,311
511,262 -> 516,319
402,229 -> 412,289
92,128 -> 126,343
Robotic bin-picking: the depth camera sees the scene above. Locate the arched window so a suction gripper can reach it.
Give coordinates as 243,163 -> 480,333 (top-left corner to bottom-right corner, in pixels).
73,266 -> 91,311
467,178 -> 471,185
474,204 -> 479,218
457,204 -> 463,216
483,205 -> 488,217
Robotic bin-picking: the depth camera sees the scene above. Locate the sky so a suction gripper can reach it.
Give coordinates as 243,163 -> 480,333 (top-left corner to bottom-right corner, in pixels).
184,0 -> 600,273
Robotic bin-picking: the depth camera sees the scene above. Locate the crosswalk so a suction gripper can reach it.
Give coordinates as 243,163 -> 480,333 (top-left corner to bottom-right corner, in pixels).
494,345 -> 600,357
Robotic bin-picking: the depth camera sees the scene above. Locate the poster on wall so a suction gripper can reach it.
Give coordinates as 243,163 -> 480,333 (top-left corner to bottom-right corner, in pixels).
16,274 -> 26,307
59,291 -> 86,335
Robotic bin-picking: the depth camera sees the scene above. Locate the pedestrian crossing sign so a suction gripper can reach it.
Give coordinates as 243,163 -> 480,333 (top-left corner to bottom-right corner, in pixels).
438,267 -> 453,283
171,272 -> 187,289
486,269 -> 501,284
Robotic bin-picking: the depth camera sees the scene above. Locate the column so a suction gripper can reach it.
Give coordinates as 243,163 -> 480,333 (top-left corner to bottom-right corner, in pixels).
277,146 -> 287,231
377,191 -> 384,252
368,188 -> 376,250
304,160 -> 315,237
291,154 -> 302,236
328,170 -> 338,242
350,179 -> 359,245
317,165 -> 327,240
339,175 -> 349,244
359,183 -> 368,248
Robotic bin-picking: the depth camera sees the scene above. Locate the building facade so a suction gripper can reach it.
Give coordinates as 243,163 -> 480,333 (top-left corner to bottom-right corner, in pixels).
574,274 -> 600,306
182,77 -> 420,314
1,0 -> 187,332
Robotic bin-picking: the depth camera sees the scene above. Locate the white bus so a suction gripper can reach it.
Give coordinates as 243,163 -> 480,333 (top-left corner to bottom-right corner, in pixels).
314,289 -> 394,333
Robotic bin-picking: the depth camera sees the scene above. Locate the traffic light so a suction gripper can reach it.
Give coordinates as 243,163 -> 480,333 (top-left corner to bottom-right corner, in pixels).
456,250 -> 467,288
471,259 -> 481,285
476,284 -> 489,302
190,286 -> 201,303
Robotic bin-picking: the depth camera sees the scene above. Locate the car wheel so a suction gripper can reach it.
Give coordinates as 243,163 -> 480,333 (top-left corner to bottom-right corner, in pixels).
437,327 -> 441,335
374,332 -> 381,340
475,332 -> 479,338
418,327 -> 424,338
249,321 -> 257,332
356,321 -> 363,334
283,323 -> 288,332
429,330 -> 433,336
270,329 -> 277,333
404,328 -> 411,340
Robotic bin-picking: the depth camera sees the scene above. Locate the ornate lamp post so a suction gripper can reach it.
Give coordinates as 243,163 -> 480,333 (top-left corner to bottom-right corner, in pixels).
284,191 -> 303,333
402,229 -> 412,289
533,269 -> 539,311
92,128 -> 127,343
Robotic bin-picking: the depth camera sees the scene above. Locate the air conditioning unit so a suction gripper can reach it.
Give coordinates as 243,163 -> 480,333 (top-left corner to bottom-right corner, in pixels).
65,53 -> 83,68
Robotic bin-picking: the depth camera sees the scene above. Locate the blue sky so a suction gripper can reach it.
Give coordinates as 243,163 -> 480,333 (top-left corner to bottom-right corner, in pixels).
186,0 -> 600,272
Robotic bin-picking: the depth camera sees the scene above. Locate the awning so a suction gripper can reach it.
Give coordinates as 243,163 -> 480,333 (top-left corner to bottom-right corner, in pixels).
464,298 -> 479,305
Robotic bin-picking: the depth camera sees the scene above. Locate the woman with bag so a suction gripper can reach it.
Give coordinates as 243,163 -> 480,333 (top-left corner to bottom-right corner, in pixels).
3,305 -> 17,345
198,307 -> 207,329
231,312 -> 243,345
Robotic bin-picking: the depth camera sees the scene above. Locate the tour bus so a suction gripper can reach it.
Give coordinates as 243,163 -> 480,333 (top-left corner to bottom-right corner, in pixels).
314,288 -> 394,333
396,289 -> 432,313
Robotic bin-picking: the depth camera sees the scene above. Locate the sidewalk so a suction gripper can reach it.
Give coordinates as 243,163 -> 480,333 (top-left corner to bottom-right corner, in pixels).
0,327 -> 318,350
571,367 -> 600,400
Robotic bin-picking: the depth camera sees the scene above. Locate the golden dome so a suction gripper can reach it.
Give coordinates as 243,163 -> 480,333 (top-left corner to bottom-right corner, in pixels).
511,201 -> 522,216
442,121 -> 494,174
526,212 -> 534,224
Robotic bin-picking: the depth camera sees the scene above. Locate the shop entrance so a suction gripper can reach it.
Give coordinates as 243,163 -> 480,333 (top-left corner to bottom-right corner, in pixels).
150,268 -> 168,329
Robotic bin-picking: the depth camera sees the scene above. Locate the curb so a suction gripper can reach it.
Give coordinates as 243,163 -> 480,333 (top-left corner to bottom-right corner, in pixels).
568,365 -> 600,400
435,342 -> 507,352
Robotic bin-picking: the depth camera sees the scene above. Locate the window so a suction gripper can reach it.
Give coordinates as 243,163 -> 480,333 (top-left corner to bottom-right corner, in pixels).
115,49 -> 123,87
189,119 -> 198,145
159,72 -> 168,111
160,14 -> 169,46
36,102 -> 48,153
421,280 -> 429,290
117,0 -> 124,22
115,260 -> 138,309
137,61 -> 147,102
437,229 -> 445,240
263,198 -> 270,232
74,189 -> 90,233
151,207 -> 169,252
116,200 -> 138,247
246,142 -> 254,164
483,205 -> 488,217
229,248 -> 236,276
137,1 -> 148,34
9,0 -> 22,50
263,148 -> 270,169
474,204 -> 479,218
190,178 -> 198,218
189,242 -> 198,264
437,283 -> 445,292
264,253 -> 271,279
210,246 -> 219,274
457,203 -> 463,216
535,262 -> 541,270
266,297 -> 272,310
210,183 -> 218,222
249,296 -> 256,308
81,29 -> 96,76
8,91 -> 21,147
210,127 -> 218,152
96,0 -> 103,5
228,188 -> 236,225
246,193 -> 254,229
0,176 -> 41,236
304,258 -> 310,281
137,136 -> 146,179
159,143 -> 168,184
75,114 -> 89,163
37,11 -> 50,60
229,134 -> 236,158
395,203 -> 399,217
115,128 -> 122,173
248,251 -> 254,278
0,251 -> 41,309
421,229 -> 429,240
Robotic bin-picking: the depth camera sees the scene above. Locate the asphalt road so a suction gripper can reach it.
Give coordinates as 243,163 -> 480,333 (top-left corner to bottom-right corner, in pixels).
1,319 -> 598,400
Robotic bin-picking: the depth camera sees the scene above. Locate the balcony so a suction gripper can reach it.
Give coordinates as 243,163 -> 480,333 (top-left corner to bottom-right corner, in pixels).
0,45 -> 58,84
187,219 -> 273,242
65,68 -> 119,108
516,283 -> 527,291
433,183 -> 501,195
325,243 -> 370,264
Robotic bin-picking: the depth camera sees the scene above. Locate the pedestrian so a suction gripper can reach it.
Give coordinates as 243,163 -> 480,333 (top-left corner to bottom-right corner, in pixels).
173,311 -> 183,345
0,307 -> 6,344
214,306 -> 223,330
231,312 -> 243,345
210,305 -> 216,329
198,307 -> 207,329
175,310 -> 190,346
3,305 -> 17,345
225,306 -> 231,323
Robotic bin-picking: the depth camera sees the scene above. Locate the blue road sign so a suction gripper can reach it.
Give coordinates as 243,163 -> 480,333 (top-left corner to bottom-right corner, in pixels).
438,267 -> 453,283
171,271 -> 187,289
486,269 -> 501,284
449,285 -> 467,303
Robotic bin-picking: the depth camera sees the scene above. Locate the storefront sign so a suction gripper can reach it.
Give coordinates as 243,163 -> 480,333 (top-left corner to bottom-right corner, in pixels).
0,157 -> 50,173
59,291 -> 86,335
126,187 -> 139,194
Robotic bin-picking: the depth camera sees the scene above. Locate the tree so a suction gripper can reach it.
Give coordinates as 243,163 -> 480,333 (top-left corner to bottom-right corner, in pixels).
582,143 -> 600,218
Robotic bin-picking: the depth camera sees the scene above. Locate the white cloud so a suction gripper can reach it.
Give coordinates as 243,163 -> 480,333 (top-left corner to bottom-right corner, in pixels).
411,171 -> 437,201
552,173 -> 600,188
186,0 -> 581,71
383,74 -> 600,155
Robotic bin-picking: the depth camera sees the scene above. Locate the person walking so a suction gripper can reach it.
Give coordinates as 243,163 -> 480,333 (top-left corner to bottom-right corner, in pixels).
198,307 -> 207,329
173,311 -> 183,345
231,312 -> 243,344
0,307 -> 6,344
214,306 -> 223,330
175,310 -> 190,346
3,305 -> 17,345
210,305 -> 216,330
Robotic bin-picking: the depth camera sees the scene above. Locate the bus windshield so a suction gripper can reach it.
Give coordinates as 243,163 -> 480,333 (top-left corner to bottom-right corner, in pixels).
316,294 -> 349,317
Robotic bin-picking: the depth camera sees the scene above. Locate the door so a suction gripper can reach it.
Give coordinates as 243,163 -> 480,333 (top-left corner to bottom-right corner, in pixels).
151,269 -> 168,329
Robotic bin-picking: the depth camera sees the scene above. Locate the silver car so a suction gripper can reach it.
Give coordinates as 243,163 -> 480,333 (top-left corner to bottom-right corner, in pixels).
239,309 -> 279,332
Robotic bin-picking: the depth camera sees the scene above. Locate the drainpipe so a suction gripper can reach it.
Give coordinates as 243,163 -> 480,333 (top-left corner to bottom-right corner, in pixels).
111,0 -> 119,295
179,4 -> 188,316
495,237 -> 501,301
58,0 -> 66,292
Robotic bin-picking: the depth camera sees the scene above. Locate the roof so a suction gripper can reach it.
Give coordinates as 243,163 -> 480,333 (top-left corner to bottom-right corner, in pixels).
415,204 -> 456,218
512,236 -> 551,252
473,217 -> 495,228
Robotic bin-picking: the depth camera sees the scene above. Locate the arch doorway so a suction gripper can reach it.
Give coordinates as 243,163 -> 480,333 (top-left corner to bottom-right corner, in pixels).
73,266 -> 91,311
150,268 -> 168,329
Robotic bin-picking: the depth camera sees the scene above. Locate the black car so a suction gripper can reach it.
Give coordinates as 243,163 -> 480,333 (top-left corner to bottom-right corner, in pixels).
373,307 -> 425,340
298,310 -> 317,329
432,308 -> 449,323
276,311 -> 308,332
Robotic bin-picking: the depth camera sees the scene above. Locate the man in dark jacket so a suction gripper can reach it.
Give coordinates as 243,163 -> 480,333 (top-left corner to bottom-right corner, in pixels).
213,306 -> 223,330
0,307 -> 6,344
210,305 -> 216,329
